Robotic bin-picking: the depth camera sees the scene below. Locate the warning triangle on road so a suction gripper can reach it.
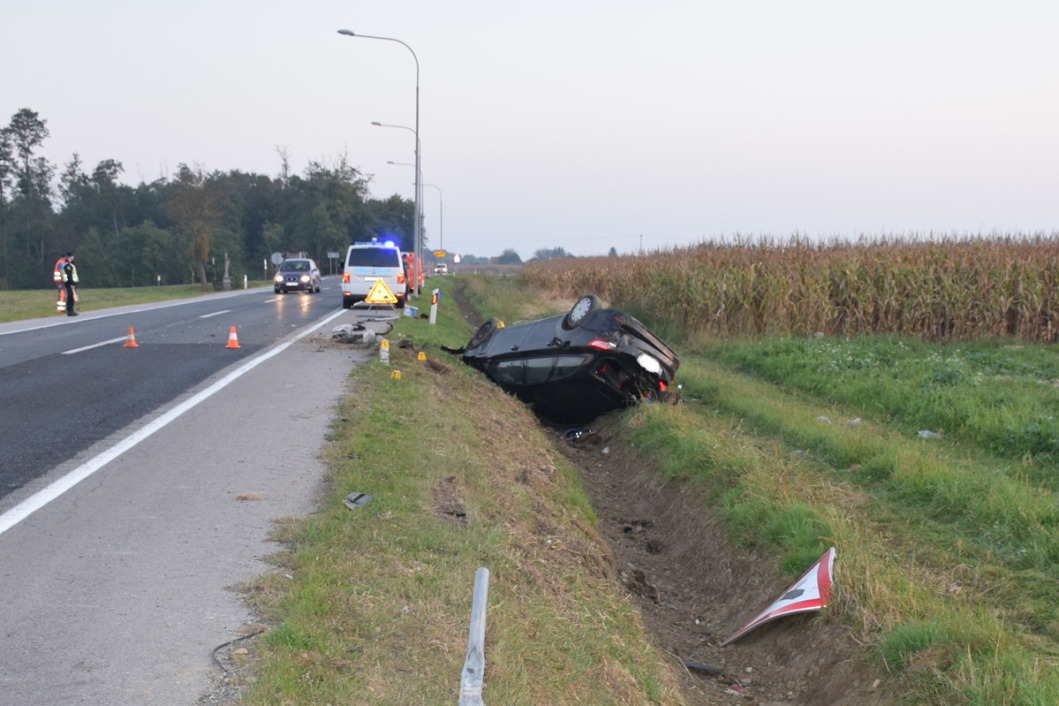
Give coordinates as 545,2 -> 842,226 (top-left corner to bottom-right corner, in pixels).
365,278 -> 398,304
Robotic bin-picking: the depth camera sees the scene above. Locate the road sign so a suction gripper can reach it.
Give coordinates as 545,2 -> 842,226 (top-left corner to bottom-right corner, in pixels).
433,250 -> 447,258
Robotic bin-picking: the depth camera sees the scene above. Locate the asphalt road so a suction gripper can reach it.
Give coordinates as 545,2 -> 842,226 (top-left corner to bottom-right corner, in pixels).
0,280 -> 377,704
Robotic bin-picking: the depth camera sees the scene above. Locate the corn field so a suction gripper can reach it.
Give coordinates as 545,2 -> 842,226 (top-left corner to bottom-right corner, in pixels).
523,234 -> 1059,343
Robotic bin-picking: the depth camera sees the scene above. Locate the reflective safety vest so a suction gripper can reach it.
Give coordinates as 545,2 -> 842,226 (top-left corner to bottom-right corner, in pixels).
62,263 -> 79,284
54,258 -> 66,283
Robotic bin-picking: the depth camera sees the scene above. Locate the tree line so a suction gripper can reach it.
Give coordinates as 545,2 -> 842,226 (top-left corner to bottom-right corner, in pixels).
0,108 -> 417,290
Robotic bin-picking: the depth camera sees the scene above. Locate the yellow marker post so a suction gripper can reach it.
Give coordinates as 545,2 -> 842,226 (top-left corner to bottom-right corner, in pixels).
417,352 -> 426,361
390,370 -> 402,379
380,338 -> 390,364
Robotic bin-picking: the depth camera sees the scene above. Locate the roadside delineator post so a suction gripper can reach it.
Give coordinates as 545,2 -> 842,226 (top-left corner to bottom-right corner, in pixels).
124,326 -> 139,348
459,567 -> 490,706
380,338 -> 390,363
225,326 -> 241,349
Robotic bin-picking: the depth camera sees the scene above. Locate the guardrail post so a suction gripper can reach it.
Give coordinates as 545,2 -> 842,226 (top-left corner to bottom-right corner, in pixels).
458,567 -> 490,705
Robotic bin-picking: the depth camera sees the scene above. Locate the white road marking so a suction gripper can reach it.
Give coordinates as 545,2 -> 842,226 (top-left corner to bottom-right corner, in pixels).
0,308 -> 348,537
198,309 -> 231,319
62,337 -> 126,354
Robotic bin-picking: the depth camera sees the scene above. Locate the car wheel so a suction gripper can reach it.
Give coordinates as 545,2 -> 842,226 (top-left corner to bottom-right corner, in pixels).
468,317 -> 503,349
274,288 -> 281,294
562,294 -> 602,330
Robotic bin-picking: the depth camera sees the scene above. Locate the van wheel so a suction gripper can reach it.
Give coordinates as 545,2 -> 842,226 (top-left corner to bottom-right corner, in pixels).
562,294 -> 601,330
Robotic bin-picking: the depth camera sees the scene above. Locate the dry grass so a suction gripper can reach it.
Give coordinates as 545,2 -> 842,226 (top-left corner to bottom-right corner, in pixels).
524,233 -> 1059,343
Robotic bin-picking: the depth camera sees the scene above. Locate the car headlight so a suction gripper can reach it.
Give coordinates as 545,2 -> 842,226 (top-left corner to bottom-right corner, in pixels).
636,352 -> 662,374
300,275 -> 310,283
273,274 -> 283,283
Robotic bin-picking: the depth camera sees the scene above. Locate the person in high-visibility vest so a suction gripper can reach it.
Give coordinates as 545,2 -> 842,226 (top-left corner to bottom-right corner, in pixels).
62,253 -> 80,316
54,252 -> 69,312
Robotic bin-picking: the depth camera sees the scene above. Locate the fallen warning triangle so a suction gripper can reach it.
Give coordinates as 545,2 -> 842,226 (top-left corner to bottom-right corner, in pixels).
721,546 -> 836,647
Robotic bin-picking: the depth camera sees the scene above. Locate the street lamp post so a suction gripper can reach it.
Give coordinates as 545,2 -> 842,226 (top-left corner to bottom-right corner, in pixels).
338,28 -> 422,295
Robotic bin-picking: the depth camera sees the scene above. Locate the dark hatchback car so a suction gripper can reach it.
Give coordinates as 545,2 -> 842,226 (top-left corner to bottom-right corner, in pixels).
274,258 -> 322,294
457,295 -> 679,424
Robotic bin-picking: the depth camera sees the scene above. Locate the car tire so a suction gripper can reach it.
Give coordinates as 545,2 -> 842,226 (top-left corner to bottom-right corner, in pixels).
468,317 -> 503,349
562,294 -> 602,330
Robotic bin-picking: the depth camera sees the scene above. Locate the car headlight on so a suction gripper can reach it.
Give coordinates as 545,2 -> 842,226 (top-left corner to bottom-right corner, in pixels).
636,352 -> 662,374
300,275 -> 310,283
273,274 -> 283,283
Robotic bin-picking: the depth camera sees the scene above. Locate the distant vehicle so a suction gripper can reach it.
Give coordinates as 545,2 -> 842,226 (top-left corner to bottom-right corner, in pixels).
456,294 -> 679,424
273,258 -> 321,294
342,240 -> 408,308
433,263 -> 449,275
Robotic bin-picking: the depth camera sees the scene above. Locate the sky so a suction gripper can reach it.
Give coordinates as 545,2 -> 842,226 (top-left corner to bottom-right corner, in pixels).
5,0 -> 1059,258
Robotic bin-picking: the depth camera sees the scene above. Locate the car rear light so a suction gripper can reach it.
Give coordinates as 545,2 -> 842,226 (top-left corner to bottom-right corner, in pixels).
342,272 -> 350,283
398,273 -> 405,284
588,339 -> 616,351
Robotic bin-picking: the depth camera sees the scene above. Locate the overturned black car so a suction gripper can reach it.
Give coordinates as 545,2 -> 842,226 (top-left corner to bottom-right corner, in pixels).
456,295 -> 679,424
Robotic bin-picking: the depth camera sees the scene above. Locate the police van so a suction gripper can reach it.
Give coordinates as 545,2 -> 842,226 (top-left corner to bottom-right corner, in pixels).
341,240 -> 409,308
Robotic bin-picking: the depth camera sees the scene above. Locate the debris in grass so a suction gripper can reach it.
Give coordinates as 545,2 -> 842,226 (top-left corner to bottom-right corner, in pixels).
342,492 -> 374,510
680,659 -> 726,676
564,428 -> 594,441
917,429 -> 942,438
816,415 -> 831,424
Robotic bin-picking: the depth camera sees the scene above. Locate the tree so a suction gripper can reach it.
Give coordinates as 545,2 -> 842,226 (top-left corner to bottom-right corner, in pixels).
165,164 -> 223,289
608,246 -> 618,257
533,246 -> 570,261
497,249 -> 522,265
3,109 -> 54,286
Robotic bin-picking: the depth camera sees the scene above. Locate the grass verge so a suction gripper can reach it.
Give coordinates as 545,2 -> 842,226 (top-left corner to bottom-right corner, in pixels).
0,283 -> 267,322
232,275 -> 687,704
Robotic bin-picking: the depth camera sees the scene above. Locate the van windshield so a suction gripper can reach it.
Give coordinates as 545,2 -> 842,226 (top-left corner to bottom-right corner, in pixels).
347,248 -> 400,268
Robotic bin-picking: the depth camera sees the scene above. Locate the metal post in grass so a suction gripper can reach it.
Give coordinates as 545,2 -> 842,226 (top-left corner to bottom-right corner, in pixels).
459,567 -> 490,705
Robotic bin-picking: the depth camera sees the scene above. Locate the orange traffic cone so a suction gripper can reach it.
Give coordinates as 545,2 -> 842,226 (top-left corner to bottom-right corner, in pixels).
225,326 -> 241,349
124,325 -> 139,348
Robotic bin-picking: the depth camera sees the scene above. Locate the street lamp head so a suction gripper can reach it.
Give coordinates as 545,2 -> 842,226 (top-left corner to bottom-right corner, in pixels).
337,29 -> 355,37
371,121 -> 382,126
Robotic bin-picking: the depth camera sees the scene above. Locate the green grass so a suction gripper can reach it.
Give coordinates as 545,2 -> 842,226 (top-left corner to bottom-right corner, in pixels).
627,332 -> 1059,703
0,283 -> 268,322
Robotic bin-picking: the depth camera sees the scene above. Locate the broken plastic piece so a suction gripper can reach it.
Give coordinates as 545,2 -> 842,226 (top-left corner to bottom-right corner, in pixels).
721,547 -> 836,646
681,659 -> 725,676
343,492 -> 374,510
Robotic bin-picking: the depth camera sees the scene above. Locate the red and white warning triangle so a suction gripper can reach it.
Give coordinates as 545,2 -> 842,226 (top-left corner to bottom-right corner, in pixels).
721,546 -> 836,646
365,278 -> 398,304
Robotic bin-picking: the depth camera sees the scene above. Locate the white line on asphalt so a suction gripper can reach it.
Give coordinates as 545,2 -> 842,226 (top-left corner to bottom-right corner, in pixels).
0,308 -> 348,537
62,337 -> 126,354
198,310 -> 231,319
